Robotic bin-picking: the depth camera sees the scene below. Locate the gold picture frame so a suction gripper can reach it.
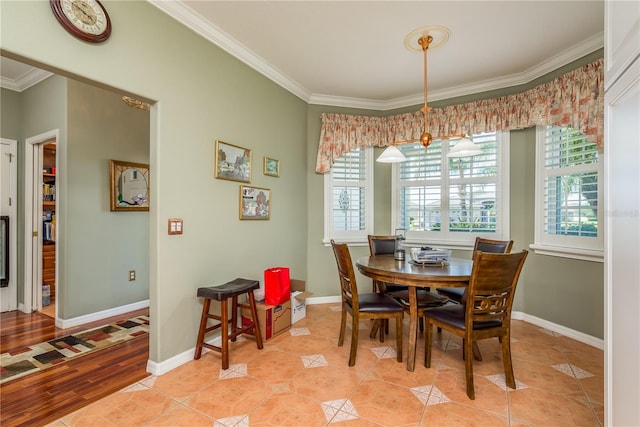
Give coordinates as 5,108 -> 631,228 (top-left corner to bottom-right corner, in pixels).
240,185 -> 270,220
263,157 -> 280,177
214,140 -> 252,183
109,160 -> 149,211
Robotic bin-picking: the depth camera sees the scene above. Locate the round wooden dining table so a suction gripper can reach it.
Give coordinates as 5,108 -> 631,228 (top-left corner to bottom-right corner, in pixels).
356,254 -> 473,371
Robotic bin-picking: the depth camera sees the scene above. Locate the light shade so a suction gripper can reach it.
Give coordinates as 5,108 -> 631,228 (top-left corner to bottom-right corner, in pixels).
447,137 -> 483,158
376,145 -> 407,163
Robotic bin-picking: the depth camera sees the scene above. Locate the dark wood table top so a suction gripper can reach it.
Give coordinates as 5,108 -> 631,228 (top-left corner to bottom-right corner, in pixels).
356,254 -> 473,288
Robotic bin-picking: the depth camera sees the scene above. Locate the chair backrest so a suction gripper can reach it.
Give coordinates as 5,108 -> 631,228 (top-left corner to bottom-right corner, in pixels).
473,237 -> 514,256
368,235 -> 396,256
331,240 -> 359,309
465,250 -> 528,329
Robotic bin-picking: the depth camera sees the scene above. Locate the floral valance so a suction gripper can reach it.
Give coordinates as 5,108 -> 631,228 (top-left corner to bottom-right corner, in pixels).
316,58 -> 604,173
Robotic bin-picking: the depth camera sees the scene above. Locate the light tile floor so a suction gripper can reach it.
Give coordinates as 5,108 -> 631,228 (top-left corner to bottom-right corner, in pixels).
48,303 -> 603,426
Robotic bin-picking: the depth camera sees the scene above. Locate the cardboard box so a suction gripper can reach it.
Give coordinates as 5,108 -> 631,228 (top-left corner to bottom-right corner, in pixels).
242,299 -> 291,342
290,279 -> 313,324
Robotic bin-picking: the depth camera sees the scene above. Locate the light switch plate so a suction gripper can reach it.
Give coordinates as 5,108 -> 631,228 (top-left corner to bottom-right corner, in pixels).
168,218 -> 183,235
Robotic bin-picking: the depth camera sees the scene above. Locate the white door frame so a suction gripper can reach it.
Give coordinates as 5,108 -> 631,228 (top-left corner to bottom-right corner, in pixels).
23,129 -> 59,313
1,138 -> 18,312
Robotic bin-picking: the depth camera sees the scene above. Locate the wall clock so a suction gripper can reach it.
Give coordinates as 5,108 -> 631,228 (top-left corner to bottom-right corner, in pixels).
50,0 -> 111,43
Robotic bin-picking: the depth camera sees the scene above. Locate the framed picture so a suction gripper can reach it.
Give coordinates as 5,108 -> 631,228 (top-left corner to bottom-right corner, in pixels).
110,160 -> 149,211
214,140 -> 252,183
263,157 -> 280,177
240,185 -> 270,220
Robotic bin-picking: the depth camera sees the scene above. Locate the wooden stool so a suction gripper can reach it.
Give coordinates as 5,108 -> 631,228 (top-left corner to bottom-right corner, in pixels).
194,278 -> 263,369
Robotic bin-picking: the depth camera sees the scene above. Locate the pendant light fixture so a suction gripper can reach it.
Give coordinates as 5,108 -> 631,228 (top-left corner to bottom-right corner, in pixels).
376,26 -> 482,163
447,136 -> 483,157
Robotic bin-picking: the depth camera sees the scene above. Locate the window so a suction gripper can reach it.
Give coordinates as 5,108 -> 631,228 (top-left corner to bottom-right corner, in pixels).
392,132 -> 509,248
323,148 -> 373,244
532,126 -> 603,261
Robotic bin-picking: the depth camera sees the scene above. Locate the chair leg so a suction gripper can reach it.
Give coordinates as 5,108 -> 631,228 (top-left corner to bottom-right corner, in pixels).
501,332 -> 516,389
349,315 -> 359,366
338,307 -> 347,347
472,341 -> 482,361
395,314 -> 403,362
230,296 -> 238,342
462,339 -> 483,361
247,291 -> 263,350
369,319 -> 380,339
464,336 -> 476,400
194,298 -> 211,360
220,298 -> 230,370
379,320 -> 385,343
424,320 -> 433,368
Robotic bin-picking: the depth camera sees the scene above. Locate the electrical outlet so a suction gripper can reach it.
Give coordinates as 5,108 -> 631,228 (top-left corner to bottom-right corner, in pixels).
129,270 -> 136,281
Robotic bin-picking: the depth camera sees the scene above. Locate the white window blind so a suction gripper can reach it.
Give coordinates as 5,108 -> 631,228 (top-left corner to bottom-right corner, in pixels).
533,126 -> 603,260
324,148 -> 373,243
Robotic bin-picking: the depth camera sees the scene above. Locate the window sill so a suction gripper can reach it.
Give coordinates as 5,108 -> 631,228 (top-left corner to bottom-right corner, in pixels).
529,244 -> 604,262
322,238 -> 368,247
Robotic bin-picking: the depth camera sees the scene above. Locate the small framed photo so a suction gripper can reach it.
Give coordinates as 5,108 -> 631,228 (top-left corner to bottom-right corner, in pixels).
109,160 -> 150,211
263,157 -> 280,177
240,185 -> 270,220
214,140 -> 252,183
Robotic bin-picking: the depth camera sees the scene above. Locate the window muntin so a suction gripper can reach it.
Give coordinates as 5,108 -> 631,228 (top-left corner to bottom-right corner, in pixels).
323,148 -> 373,243
394,132 -> 507,246
534,126 -> 602,258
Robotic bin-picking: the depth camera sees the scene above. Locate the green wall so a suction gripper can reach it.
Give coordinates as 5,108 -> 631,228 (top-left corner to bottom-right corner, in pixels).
0,88 -> 21,139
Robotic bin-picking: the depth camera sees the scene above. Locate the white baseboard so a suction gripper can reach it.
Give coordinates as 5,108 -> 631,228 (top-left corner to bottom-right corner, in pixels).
147,336 -> 222,376
307,295 -> 341,305
56,300 -> 150,329
512,310 -> 604,350
147,347 -> 196,376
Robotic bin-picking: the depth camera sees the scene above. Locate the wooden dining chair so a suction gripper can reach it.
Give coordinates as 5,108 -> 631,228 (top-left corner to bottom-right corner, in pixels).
330,240 -> 405,366
424,250 -> 528,399
436,237 -> 514,303
367,235 -> 401,293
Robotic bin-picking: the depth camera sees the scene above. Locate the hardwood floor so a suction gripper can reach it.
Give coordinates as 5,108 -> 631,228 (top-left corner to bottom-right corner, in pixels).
0,309 -> 150,427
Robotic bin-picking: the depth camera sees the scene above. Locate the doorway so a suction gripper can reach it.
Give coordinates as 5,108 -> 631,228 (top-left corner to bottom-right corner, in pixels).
24,130 -> 59,316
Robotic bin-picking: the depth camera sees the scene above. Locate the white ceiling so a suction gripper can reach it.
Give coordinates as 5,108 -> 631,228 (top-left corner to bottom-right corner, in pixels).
2,1 -> 604,110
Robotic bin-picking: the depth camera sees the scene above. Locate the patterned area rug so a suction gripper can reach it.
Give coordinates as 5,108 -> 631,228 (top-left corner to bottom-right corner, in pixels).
0,315 -> 149,384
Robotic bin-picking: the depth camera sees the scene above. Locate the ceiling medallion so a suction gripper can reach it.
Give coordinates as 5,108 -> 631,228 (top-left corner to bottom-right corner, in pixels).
403,25 -> 450,52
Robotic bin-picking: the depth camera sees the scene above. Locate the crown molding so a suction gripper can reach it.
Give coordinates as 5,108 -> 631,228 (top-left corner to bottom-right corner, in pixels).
0,68 -> 53,92
149,1 -> 603,111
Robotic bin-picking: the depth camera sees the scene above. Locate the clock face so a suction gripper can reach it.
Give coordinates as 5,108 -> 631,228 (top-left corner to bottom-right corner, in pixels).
50,0 -> 111,43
